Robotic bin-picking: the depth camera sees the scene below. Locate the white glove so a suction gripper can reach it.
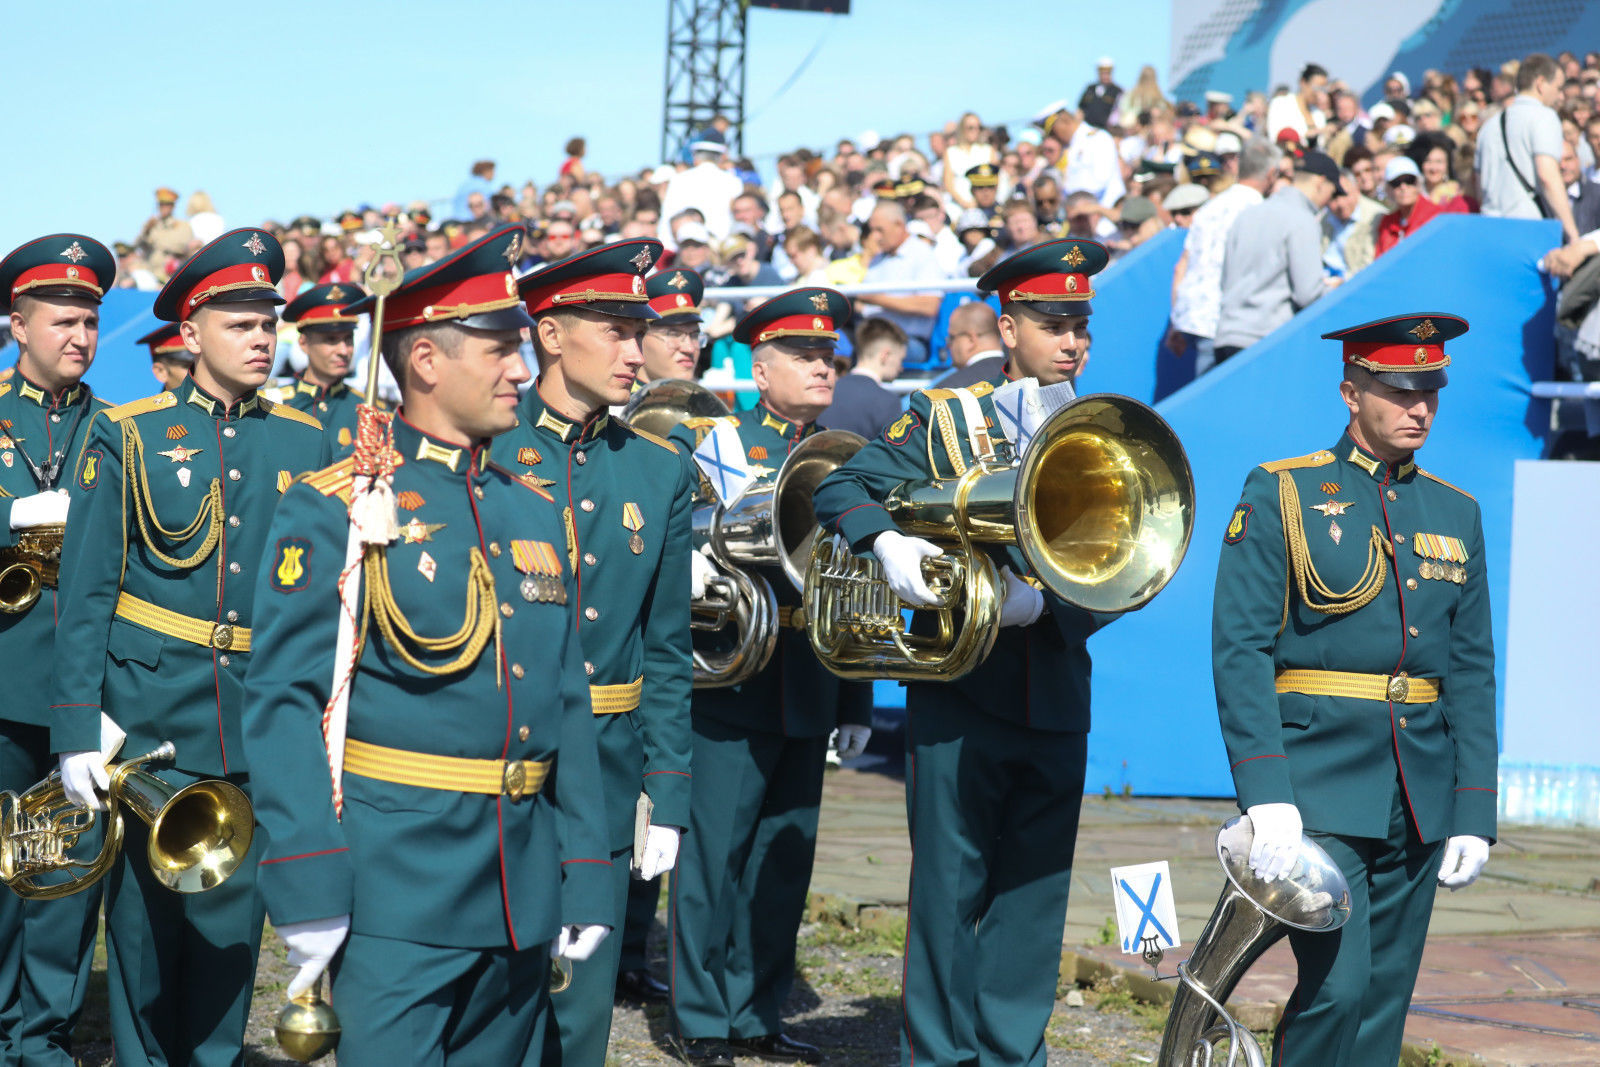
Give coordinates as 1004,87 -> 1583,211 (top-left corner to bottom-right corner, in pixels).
1245,803 -> 1303,882
689,549 -> 719,601
835,724 -> 872,760
9,490 -> 69,530
636,824 -> 681,881
279,914 -> 350,999
1436,835 -> 1490,890
551,923 -> 610,962
872,530 -> 942,608
998,566 -> 1044,627
58,751 -> 111,811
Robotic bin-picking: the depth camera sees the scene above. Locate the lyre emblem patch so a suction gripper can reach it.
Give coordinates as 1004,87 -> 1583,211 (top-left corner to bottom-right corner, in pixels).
270,537 -> 312,592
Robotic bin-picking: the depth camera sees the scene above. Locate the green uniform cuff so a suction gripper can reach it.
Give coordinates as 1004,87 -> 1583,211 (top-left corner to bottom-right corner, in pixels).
49,704 -> 102,755
1230,754 -> 1295,810
560,858 -> 615,926
834,502 -> 896,555
1452,788 -> 1498,843
644,773 -> 690,832
257,847 -> 355,927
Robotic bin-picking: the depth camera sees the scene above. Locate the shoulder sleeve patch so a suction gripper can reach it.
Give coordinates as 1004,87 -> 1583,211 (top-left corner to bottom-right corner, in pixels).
884,410 -> 921,445
1224,502 -> 1252,544
1259,449 -> 1335,474
104,390 -> 178,424
1418,469 -> 1476,501
270,537 -> 313,592
78,448 -> 104,490
262,398 -> 324,431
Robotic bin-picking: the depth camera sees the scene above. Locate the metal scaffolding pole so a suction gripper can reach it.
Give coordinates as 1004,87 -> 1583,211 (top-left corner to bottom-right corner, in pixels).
661,0 -> 747,163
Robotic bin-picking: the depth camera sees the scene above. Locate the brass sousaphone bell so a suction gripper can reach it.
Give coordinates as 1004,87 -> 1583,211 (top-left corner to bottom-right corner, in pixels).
805,393 -> 1194,679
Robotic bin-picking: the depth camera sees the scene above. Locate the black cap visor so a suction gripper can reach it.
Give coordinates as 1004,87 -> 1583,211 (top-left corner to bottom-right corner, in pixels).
1008,299 -> 1094,320
457,305 -> 538,332
1372,368 -> 1448,391
208,286 -> 286,309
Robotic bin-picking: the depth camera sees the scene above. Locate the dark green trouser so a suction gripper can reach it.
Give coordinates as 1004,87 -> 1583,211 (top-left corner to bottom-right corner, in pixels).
670,717 -> 826,1040
900,694 -> 1086,1067
1273,779 -> 1445,1067
333,931 -> 551,1066
544,845 -> 631,1067
0,720 -> 101,1067
102,770 -> 263,1067
619,874 -> 661,974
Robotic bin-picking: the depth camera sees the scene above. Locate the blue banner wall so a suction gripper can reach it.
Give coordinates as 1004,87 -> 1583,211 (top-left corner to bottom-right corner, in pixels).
1084,216 -> 1557,796
1088,228 -> 1190,405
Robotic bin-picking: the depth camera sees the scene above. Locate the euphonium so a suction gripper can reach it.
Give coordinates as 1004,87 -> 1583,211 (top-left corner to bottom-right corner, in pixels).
692,429 -> 865,687
0,741 -> 254,900
805,393 -> 1194,680
1156,817 -> 1352,1067
0,522 -> 64,613
619,376 -> 732,440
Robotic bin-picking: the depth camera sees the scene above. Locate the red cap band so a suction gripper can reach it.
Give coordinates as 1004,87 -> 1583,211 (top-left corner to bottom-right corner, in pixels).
754,312 -> 838,344
383,269 -> 520,330
523,271 -> 648,316
649,291 -> 700,317
1000,270 -> 1093,305
1343,342 -> 1450,374
182,262 -> 276,317
11,263 -> 103,301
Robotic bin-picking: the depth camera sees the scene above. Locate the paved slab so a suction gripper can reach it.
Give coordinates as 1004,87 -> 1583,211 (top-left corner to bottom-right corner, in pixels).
811,765 -> 1600,1066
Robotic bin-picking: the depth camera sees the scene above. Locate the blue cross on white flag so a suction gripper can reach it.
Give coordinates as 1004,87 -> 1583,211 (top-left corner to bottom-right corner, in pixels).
992,378 -> 1077,457
693,423 -> 757,506
1110,860 -> 1181,955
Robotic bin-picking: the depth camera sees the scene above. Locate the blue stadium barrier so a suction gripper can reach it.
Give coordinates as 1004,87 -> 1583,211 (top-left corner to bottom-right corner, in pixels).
1082,228 -> 1189,405
1084,215 -> 1558,796
77,290 -> 165,405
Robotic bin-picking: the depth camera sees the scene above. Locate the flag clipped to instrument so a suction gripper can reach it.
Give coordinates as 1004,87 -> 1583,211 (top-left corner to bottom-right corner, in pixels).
692,422 -> 758,506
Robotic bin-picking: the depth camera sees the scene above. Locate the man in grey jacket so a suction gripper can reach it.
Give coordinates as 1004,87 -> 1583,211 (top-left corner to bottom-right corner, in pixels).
1214,151 -> 1342,362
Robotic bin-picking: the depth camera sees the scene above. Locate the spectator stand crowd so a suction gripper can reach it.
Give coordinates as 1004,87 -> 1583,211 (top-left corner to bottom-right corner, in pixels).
89,48 -> 1600,449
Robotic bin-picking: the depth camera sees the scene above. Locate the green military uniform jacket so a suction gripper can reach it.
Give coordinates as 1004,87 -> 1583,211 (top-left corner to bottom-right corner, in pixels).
0,373 -> 110,726
1212,432 -> 1498,843
267,377 -> 384,459
495,388 -> 694,846
47,380 -> 329,773
242,416 -> 613,949
813,374 -> 1110,732
670,401 -> 872,738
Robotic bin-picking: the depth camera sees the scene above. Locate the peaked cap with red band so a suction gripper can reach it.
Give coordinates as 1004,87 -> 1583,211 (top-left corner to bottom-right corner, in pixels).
1323,312 -> 1466,391
0,233 -> 116,312
646,267 -> 705,322
284,282 -> 368,332
519,238 -> 663,321
153,228 -> 285,321
977,238 -> 1109,318
136,322 -> 188,358
342,224 -> 534,333
733,286 -> 852,350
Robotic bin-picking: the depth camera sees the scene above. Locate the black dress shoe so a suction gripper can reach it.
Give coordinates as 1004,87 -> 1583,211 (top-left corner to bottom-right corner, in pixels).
615,968 -> 671,1004
730,1033 -> 824,1063
675,1037 -> 736,1066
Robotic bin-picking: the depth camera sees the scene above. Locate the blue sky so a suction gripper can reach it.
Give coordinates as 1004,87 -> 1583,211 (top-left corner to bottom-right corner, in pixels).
6,0 -> 1170,255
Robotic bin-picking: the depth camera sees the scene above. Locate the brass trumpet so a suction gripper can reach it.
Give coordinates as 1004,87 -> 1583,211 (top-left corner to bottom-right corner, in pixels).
805,394 -> 1194,680
0,741 -> 254,899
0,522 -> 63,613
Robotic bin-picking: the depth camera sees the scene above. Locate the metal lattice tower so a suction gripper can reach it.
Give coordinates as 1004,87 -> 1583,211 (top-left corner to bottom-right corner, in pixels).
661,0 -> 747,163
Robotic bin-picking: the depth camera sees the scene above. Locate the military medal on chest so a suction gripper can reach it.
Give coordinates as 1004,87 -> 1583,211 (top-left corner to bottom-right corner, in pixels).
1309,498 -> 1352,545
622,501 -> 645,555
511,539 -> 566,605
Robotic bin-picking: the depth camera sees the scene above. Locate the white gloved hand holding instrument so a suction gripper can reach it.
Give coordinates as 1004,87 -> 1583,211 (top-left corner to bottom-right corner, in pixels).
8,489 -> 69,530
1245,803 -> 1303,882
56,712 -> 127,811
279,914 -> 351,999
834,724 -> 872,760
689,548 -> 720,601
635,824 -> 681,881
872,530 -> 943,607
998,566 -> 1044,627
1436,835 -> 1490,890
552,924 -> 610,962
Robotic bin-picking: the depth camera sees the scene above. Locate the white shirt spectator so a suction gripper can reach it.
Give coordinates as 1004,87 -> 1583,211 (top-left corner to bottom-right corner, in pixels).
189,211 -> 226,245
1266,91 -> 1325,146
1477,94 -> 1564,220
658,161 -> 745,249
1063,122 -> 1126,207
1170,182 -> 1264,340
861,234 -> 948,343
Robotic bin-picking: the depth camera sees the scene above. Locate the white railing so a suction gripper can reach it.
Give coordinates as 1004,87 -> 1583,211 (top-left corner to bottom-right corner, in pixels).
701,277 -> 981,301
1530,381 -> 1600,399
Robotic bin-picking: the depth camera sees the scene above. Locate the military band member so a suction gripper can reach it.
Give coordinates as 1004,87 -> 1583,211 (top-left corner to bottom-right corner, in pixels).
638,266 -> 706,387
492,239 -> 694,1065
270,282 -> 384,455
47,228 -> 329,1067
0,234 -> 115,1067
137,321 -> 194,392
813,240 -> 1112,1066
1212,314 -> 1496,1067
667,289 -> 873,1067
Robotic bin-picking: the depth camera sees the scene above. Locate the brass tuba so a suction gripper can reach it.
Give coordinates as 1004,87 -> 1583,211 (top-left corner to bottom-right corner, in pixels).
0,522 -> 64,613
692,429 -> 866,687
1157,816 -> 1352,1067
0,741 -> 254,899
805,393 -> 1194,680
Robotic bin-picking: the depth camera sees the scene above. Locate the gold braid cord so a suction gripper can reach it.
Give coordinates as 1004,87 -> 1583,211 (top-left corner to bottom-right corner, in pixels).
1277,471 -> 1391,626
927,398 -> 967,478
359,545 -> 500,676
122,422 -> 222,569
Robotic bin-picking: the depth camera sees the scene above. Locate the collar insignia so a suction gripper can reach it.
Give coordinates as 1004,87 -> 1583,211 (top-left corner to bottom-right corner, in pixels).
414,437 -> 463,471
536,408 -> 574,442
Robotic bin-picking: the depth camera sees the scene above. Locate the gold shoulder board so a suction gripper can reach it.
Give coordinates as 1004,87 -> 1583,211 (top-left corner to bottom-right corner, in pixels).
622,424 -> 678,454
1260,450 -> 1335,474
302,458 -> 357,503
966,381 -> 995,398
1419,469 -> 1475,501
262,398 -> 323,431
104,391 -> 179,424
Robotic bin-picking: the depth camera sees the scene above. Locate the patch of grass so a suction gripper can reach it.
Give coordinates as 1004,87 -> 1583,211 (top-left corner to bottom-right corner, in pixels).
1086,977 -> 1169,1033
797,914 -> 905,957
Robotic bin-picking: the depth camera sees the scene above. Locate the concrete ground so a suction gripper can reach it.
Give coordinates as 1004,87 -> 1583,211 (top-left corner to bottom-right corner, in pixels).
812,758 -> 1600,1066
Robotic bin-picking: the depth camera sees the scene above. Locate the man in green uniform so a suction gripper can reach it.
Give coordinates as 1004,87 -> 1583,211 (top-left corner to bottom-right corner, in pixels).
243,224 -> 613,1065
269,282 -> 385,455
813,240 -> 1113,1067
136,321 -> 193,392
47,227 -> 329,1067
494,238 -> 693,1066
0,234 -> 115,1067
668,288 -> 873,1067
1212,313 -> 1497,1067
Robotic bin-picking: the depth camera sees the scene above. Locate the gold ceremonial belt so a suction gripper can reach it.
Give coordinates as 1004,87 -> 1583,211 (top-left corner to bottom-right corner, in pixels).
776,606 -> 808,631
1275,669 -> 1440,704
591,677 -> 643,716
115,593 -> 251,652
344,738 -> 550,802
